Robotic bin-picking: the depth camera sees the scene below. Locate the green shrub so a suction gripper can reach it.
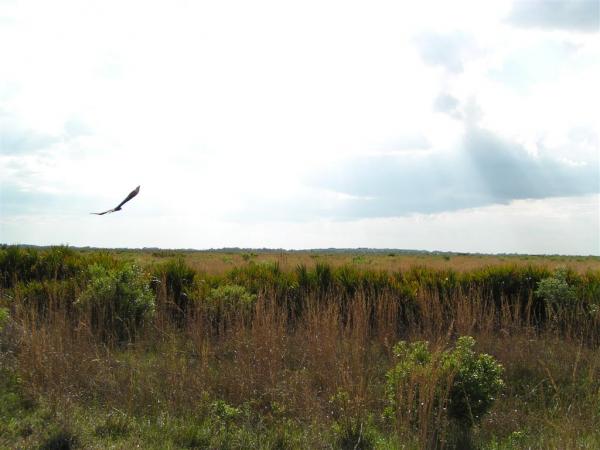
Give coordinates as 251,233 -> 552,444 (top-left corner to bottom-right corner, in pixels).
535,267 -> 578,321
77,263 -> 154,341
385,336 -> 504,437
209,399 -> 242,423
241,252 -> 257,262
442,337 -> 504,426
206,284 -> 256,311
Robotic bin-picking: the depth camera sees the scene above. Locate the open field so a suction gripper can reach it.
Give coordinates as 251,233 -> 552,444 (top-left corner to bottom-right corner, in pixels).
77,247 -> 600,275
1,245 -> 600,449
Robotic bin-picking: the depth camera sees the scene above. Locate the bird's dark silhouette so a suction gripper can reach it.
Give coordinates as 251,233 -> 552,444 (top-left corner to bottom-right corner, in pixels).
92,185 -> 140,215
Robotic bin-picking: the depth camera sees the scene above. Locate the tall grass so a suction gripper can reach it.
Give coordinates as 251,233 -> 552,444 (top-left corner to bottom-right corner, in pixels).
1,246 -> 600,448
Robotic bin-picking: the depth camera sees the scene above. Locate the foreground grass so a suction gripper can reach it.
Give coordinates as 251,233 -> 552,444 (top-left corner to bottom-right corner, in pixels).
1,246 -> 600,449
3,335 -> 599,449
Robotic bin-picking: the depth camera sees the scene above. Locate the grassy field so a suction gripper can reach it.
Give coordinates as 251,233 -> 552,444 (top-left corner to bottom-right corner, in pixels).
1,245 -> 600,449
118,248 -> 600,275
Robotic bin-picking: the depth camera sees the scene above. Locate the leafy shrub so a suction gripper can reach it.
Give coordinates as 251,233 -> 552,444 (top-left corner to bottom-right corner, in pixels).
241,252 -> 257,262
442,337 -> 504,425
209,399 -> 242,423
77,263 -> 154,341
535,267 -> 577,320
206,284 -> 256,311
329,390 -> 378,450
385,336 -> 504,439
196,284 -> 257,332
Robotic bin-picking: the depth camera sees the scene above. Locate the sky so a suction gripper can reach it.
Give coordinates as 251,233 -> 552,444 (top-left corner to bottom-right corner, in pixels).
0,0 -> 598,254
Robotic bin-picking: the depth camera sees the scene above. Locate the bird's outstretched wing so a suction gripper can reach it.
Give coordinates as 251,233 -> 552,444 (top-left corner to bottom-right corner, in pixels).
91,185 -> 140,215
91,208 -> 117,215
115,185 -> 141,209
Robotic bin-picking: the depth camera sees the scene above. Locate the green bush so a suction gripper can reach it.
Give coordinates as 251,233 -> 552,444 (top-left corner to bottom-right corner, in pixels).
535,267 -> 577,320
442,337 -> 504,425
77,263 -> 154,341
385,336 -> 504,434
206,284 -> 256,310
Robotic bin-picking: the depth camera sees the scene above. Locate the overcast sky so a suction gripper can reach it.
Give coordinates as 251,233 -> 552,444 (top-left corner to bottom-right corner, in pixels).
1,0 -> 598,254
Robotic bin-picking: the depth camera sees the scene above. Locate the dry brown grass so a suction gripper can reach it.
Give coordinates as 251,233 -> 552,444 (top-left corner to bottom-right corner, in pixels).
121,249 -> 600,276
5,255 -> 600,449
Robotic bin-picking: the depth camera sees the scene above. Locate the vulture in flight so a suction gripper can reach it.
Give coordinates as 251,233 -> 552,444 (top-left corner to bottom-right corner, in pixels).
92,185 -> 140,215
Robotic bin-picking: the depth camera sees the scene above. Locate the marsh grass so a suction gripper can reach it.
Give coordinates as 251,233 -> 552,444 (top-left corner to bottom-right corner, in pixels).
1,246 -> 600,448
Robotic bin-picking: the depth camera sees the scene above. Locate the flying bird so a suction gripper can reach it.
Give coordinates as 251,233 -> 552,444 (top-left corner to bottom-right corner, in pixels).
92,185 -> 140,215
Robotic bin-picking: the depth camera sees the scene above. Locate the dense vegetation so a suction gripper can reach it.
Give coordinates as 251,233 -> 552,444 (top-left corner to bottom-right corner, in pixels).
1,245 -> 599,449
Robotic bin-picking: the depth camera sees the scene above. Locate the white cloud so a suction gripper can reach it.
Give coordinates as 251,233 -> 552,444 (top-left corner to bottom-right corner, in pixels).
507,0 -> 600,33
2,195 -> 597,255
0,0 -> 597,254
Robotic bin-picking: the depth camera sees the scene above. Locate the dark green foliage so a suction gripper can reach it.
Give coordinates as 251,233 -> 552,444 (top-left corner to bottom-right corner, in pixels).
329,390 -> 378,450
464,265 -> 550,312
228,261 -> 292,295
536,267 -> 577,309
443,337 -> 505,426
385,337 -> 504,432
202,284 -> 257,332
332,418 -> 377,450
314,262 -> 333,295
16,279 -> 80,319
153,257 -> 196,323
206,284 -> 256,310
172,422 -> 212,448
77,262 -> 154,341
296,264 -> 311,293
39,428 -> 78,450
33,246 -> 81,281
0,246 -> 40,288
0,246 -> 83,288
171,401 -> 243,449
0,307 -> 8,330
